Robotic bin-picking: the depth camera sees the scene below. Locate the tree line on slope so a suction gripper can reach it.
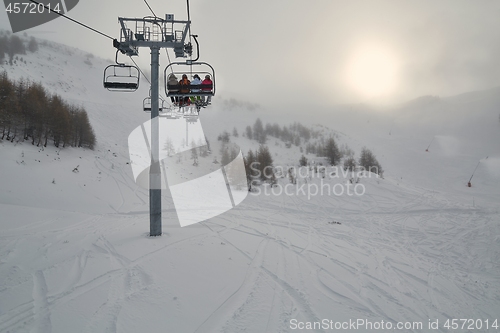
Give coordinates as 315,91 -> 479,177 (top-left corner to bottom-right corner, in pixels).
243,118 -> 383,175
219,117 -> 383,191
0,31 -> 38,65
244,118 -> 322,146
0,71 -> 96,149
302,146 -> 383,176
244,145 -> 274,180
244,118 -> 344,163
217,130 -> 275,190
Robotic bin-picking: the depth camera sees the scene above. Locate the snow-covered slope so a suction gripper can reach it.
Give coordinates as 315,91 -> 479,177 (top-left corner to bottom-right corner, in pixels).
0,38 -> 499,333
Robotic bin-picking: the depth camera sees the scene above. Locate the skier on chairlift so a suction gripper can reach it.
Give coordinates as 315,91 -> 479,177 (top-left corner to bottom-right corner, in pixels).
202,74 -> 213,105
167,73 -> 179,105
179,74 -> 191,106
190,74 -> 202,104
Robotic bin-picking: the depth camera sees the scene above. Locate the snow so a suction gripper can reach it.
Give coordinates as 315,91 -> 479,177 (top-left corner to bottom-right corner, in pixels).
0,38 -> 499,332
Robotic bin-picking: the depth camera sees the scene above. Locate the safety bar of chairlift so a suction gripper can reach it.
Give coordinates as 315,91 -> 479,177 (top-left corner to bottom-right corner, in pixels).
166,84 -> 213,90
166,84 -> 214,97
167,92 -> 214,97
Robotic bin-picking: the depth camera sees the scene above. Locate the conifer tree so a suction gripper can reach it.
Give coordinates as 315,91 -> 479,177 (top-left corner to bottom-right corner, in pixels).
299,155 -> 308,167
0,72 -> 20,140
244,149 -> 256,190
50,95 -> 70,147
253,118 -> 266,144
325,137 -> 340,165
0,36 -> 8,61
77,110 -> 96,149
256,145 -> 273,180
343,156 -> 356,171
8,35 -> 25,61
359,147 -> 383,175
28,37 -> 38,53
245,125 -> 253,140
221,146 -> 230,166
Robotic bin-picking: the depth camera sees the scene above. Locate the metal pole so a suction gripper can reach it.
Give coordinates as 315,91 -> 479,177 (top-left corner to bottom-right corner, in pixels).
150,46 -> 162,236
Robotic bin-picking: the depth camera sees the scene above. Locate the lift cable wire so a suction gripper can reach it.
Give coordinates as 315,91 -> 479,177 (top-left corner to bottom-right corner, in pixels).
28,0 -> 115,41
165,49 -> 173,74
186,0 -> 193,76
143,0 -> 158,18
28,0 -> 170,108
163,49 -> 177,107
186,0 -> 192,41
129,57 -> 151,85
129,56 -> 170,106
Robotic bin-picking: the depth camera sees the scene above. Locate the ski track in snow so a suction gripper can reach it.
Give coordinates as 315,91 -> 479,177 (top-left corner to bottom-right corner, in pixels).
0,222 -> 211,333
1,165 -> 498,332
180,183 -> 499,332
31,270 -> 52,333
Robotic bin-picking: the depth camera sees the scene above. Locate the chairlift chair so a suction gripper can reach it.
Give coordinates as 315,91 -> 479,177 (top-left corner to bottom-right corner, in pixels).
103,51 -> 140,92
164,61 -> 216,103
143,96 -> 166,112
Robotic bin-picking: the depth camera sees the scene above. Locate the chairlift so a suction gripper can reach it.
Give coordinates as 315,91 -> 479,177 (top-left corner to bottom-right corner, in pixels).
164,61 -> 216,101
103,51 -> 140,92
143,94 -> 166,112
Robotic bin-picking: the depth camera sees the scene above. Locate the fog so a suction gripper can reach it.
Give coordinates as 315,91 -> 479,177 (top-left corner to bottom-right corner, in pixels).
1,0 -> 500,107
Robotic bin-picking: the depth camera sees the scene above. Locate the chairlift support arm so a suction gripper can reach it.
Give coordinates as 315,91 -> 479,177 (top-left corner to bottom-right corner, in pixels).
115,17 -> 191,57
191,34 -> 200,62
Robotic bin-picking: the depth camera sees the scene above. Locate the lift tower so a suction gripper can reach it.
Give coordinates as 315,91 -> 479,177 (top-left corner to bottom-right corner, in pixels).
111,15 -> 192,236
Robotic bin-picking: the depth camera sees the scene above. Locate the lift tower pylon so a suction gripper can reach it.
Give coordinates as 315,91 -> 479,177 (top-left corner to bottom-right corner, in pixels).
112,15 -> 192,236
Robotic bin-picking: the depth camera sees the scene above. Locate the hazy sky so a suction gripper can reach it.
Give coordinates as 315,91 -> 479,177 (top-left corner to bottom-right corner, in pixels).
1,0 -> 500,106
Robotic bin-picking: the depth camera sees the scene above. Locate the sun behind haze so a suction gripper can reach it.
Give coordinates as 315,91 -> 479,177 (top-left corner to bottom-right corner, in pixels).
345,43 -> 400,99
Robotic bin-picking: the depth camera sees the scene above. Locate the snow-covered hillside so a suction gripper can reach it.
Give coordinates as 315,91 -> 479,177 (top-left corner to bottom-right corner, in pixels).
0,37 -> 499,333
